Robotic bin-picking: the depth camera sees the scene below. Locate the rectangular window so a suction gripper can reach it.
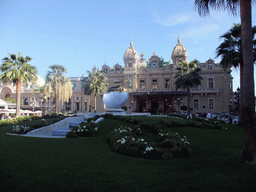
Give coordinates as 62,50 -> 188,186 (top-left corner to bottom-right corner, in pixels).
140,80 -> 145,89
208,64 -> 212,69
84,102 -> 87,111
209,99 -> 214,110
194,99 -> 199,109
165,79 -> 170,89
208,78 -> 213,89
152,79 -> 158,89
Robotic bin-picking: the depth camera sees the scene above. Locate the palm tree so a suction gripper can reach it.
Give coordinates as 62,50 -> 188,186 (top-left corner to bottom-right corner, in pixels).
46,64 -> 72,114
174,60 -> 202,114
194,0 -> 256,163
0,53 -> 37,117
84,69 -> 108,113
216,23 -> 256,124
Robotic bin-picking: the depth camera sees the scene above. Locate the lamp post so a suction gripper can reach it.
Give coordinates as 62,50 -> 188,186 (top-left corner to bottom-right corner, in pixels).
229,99 -> 233,112
131,100 -> 133,113
30,98 -> 35,112
175,97 -> 182,114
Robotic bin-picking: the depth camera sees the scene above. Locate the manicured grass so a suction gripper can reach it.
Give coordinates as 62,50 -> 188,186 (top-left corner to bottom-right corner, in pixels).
0,116 -> 256,191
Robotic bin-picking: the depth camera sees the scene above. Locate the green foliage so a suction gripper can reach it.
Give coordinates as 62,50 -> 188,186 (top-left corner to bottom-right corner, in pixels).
66,131 -> 78,138
107,125 -> 192,160
67,121 -> 98,138
175,60 -> 202,91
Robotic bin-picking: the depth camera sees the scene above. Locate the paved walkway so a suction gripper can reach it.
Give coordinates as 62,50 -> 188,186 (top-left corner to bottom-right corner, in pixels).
24,116 -> 85,137
8,113 -> 151,138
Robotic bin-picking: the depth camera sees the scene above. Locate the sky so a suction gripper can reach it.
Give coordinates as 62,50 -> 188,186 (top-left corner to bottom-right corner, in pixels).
0,0 -> 256,94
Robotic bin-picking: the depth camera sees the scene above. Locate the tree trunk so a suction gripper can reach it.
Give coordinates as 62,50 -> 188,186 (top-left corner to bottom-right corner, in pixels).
55,80 -> 59,114
240,0 -> 256,162
187,88 -> 190,114
239,63 -> 243,124
94,94 -> 97,113
16,79 -> 21,117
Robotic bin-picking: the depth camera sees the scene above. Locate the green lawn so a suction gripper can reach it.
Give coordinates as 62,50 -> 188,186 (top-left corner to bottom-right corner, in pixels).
0,116 -> 256,192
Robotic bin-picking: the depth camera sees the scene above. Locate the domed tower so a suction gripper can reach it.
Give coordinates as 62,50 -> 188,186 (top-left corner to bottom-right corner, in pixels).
123,40 -> 140,71
171,37 -> 188,65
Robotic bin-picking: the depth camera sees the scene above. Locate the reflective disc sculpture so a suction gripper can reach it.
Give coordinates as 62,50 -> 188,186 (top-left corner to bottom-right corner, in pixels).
103,86 -> 129,115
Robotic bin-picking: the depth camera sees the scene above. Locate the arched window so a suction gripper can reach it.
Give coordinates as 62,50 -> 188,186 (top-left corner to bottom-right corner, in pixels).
24,98 -> 29,105
5,93 -> 10,98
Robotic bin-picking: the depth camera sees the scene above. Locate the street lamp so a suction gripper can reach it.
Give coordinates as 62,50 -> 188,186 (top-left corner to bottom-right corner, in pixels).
175,97 -> 182,114
30,98 -> 35,112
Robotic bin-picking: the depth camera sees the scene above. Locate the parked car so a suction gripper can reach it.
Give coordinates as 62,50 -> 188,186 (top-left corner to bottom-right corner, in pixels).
232,116 -> 239,124
211,112 -> 220,119
194,112 -> 202,118
200,112 -> 207,118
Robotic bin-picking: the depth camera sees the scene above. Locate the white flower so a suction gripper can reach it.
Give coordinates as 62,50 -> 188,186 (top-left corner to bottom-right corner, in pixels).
81,129 -> 83,132
145,147 -> 153,151
77,129 -> 80,132
132,138 -> 135,141
125,136 -> 127,138
161,134 -> 163,136
138,128 -> 140,130
121,138 -> 126,144
141,139 -> 144,141
144,142 -> 147,144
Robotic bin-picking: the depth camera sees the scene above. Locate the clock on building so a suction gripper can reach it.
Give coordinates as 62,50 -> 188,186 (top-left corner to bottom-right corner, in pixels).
151,62 -> 158,68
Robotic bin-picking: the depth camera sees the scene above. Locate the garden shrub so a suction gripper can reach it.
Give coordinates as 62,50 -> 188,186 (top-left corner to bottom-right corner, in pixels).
107,125 -> 192,160
67,122 -> 98,138
66,131 -> 78,138
50,113 -> 58,118
42,114 -> 51,119
31,115 -> 41,120
101,113 -> 113,119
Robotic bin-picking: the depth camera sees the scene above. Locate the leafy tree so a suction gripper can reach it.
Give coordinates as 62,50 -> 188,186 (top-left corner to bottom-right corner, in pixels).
84,69 -> 108,113
174,60 -> 202,114
194,0 -> 256,163
216,23 -> 256,124
46,64 -> 72,113
0,53 -> 37,117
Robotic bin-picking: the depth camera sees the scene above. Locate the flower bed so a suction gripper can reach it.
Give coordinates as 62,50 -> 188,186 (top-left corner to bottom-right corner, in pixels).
8,114 -> 66,134
107,124 -> 192,160
66,121 -> 98,138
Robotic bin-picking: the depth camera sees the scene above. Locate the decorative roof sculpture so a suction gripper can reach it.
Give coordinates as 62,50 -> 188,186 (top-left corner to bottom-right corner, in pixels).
123,40 -> 140,62
171,36 -> 188,61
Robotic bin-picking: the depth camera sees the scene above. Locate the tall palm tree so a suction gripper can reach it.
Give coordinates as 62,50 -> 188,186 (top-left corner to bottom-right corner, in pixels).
216,23 -> 256,124
174,60 -> 202,114
84,69 -> 108,113
194,0 -> 256,162
0,53 -> 37,117
46,64 -> 72,114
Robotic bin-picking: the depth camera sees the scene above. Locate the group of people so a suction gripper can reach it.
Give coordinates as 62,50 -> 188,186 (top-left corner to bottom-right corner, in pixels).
0,114 -> 12,120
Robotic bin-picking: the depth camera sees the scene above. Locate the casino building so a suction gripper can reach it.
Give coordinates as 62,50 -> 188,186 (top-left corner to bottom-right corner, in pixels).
69,37 -> 233,114
0,37 -> 234,115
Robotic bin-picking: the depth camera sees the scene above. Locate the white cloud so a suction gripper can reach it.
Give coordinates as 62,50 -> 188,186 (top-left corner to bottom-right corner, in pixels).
181,24 -> 219,39
153,11 -> 192,26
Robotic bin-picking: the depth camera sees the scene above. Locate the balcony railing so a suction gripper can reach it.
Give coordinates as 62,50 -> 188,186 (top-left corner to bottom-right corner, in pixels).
137,88 -> 147,92
191,88 -> 219,93
164,88 -> 171,91
151,88 -> 159,92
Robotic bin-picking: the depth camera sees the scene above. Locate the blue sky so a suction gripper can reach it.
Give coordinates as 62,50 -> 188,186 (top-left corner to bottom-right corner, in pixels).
0,0 -> 256,94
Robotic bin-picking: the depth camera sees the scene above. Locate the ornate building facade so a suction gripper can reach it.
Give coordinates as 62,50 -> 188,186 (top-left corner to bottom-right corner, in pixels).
0,37 -> 233,115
